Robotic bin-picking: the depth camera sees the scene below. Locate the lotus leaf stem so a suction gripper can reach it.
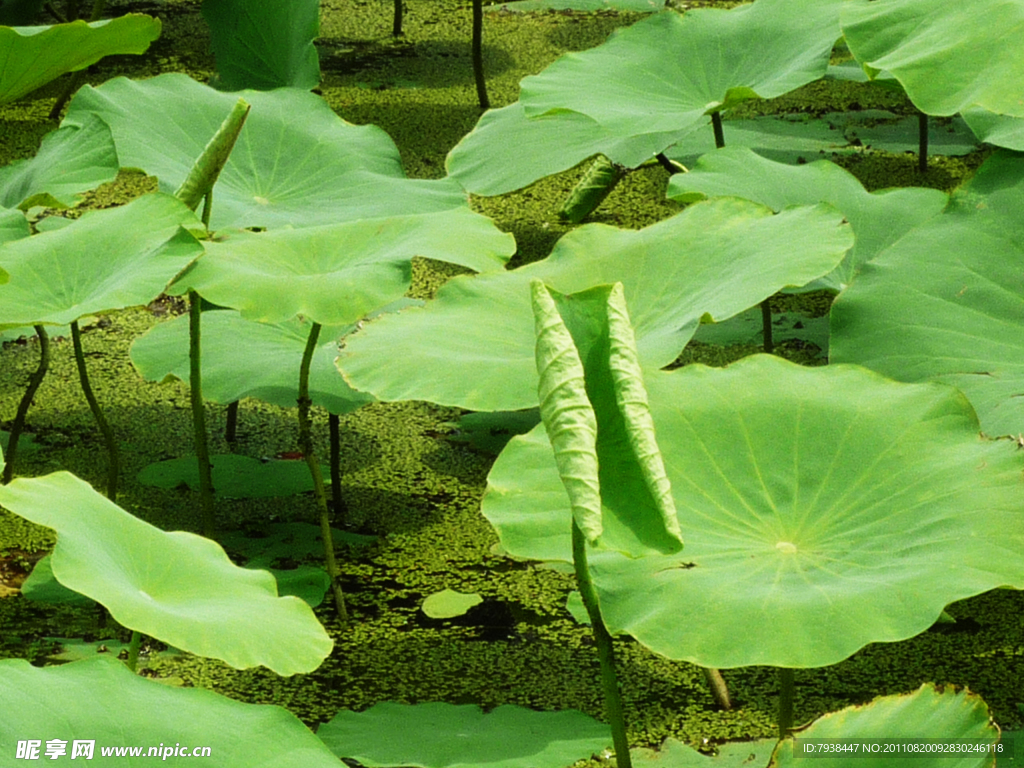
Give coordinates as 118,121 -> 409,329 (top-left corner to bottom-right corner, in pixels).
702,667 -> 732,710
46,0 -> 108,119
472,0 -> 489,109
298,322 -> 350,625
225,401 -> 239,443
70,321 -> 119,500
918,111 -> 929,174
2,326 -> 49,485
778,666 -> 795,738
126,630 -> 141,673
761,299 -> 773,354
656,153 -> 686,174
711,111 -> 726,149
572,518 -> 633,768
329,413 -> 348,525
189,290 -> 216,538
392,0 -> 402,36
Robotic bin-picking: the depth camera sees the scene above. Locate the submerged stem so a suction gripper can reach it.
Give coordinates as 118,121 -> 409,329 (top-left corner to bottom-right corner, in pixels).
778,667 -> 795,738
70,321 -> 119,500
189,291 -> 216,538
572,519 -> 633,768
3,326 -> 50,485
298,323 -> 350,626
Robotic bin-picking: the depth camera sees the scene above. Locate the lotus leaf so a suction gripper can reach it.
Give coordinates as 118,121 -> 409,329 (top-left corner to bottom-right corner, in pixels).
203,0 -> 320,91
0,15 -> 161,105
421,589 -> 483,619
63,73 -> 472,230
491,0 -> 662,12
0,656 -> 342,766
841,0 -> 1024,118
21,554 -> 94,606
667,147 -> 947,290
631,738 -> 777,768
0,471 -> 333,675
483,355 -> 1024,668
963,107 -> 1024,152
773,684 -> 998,767
131,311 -> 372,414
137,454 -> 331,499
0,192 -> 203,327
167,209 -> 514,325
220,522 -> 376,569
0,114 -> 118,210
318,702 -> 611,768
338,198 -> 851,412
830,150 -> 1024,437
0,205 -> 26,250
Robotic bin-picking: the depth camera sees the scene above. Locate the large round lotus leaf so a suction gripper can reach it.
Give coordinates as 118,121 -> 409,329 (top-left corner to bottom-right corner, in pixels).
131,311 -> 372,414
667,147 -> 947,291
63,73 -> 469,231
203,0 -> 320,91
830,150 -> 1024,438
137,454 -> 330,499
0,471 -> 333,676
446,102 -> 690,196
772,684 -> 997,767
0,656 -> 342,767
483,355 -> 1024,669
168,210 -> 514,325
0,192 -> 203,326
521,1 -> 841,137
841,0 -> 1024,118
0,15 -> 161,106
338,198 -> 851,412
963,107 -> 1024,152
0,114 -> 118,210
318,702 -> 610,768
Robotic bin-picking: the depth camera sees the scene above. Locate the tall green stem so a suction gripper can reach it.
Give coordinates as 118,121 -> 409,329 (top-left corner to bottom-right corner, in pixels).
711,111 -> 726,149
328,413 -> 348,526
761,298 -> 774,354
298,323 -> 349,625
47,0 -> 107,119
778,667 -> 795,738
70,321 -> 119,499
392,0 -> 402,35
225,401 -> 239,443
3,326 -> 50,485
472,0 -> 489,109
918,111 -> 929,174
572,519 -> 632,768
189,290 -> 216,538
126,630 -> 141,673
703,667 -> 732,710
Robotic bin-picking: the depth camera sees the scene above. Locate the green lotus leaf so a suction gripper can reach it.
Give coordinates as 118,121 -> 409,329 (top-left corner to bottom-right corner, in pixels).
532,281 -> 682,555
483,355 -> 1024,668
0,656 -> 342,766
693,308 -> 829,355
0,192 -> 203,326
0,114 -> 118,210
963,107 -> 1024,152
168,209 -> 514,325
221,522 -> 376,569
0,205 -> 26,252
0,471 -> 333,675
21,554 -> 95,606
138,454 -> 330,499
521,1 -> 841,137
338,198 -> 851,412
318,702 -> 611,768
667,147 -> 947,290
203,0 -> 320,91
131,311 -> 372,414
830,150 -> 1024,437
63,73 -> 470,230
421,589 -> 483,619
0,15 -> 161,105
841,0 -> 1024,118
772,684 -> 998,767
632,738 -> 777,768
271,565 -> 330,608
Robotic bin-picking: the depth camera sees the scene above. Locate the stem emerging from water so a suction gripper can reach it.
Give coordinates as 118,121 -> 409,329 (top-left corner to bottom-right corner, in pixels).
70,320 -> 119,500
3,326 -> 50,485
778,667 -> 795,738
703,667 -> 732,710
126,630 -> 142,673
225,401 -> 239,444
918,111 -> 929,174
761,299 -> 774,354
472,0 -> 489,109
392,0 -> 402,35
711,111 -> 726,149
298,323 -> 349,625
572,519 -> 632,768
189,290 -> 216,538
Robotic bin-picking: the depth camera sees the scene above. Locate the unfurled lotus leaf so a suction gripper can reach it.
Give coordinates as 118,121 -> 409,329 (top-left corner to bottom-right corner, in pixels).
0,471 -> 333,675
841,0 -> 1024,118
338,198 -> 851,412
64,73 -> 472,231
131,311 -> 372,414
168,209 -> 513,326
484,355 -> 1024,669
0,656 -> 341,766
21,554 -> 94,606
962,107 -> 1024,152
667,147 -> 947,290
830,150 -> 1024,437
137,454 -> 331,499
0,192 -> 203,327
421,589 -> 483,619
773,684 -> 998,767
318,702 -> 611,768
0,15 -> 161,105
0,114 -> 118,210
203,0 -> 320,91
